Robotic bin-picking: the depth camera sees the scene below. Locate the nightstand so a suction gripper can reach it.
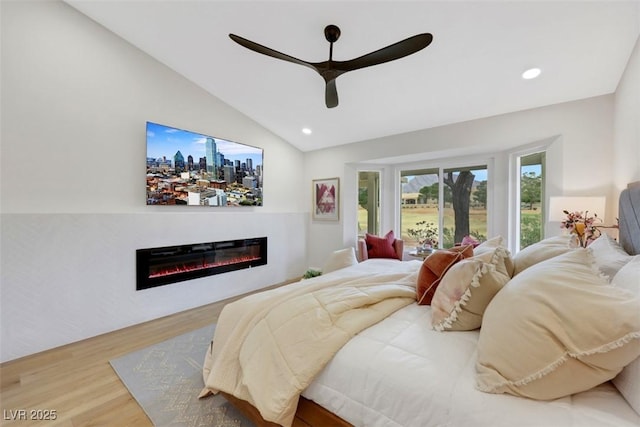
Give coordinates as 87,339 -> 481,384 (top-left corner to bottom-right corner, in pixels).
408,249 -> 433,259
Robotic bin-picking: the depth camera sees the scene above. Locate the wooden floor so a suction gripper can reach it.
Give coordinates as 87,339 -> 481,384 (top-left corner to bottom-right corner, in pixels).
0,282 -> 289,427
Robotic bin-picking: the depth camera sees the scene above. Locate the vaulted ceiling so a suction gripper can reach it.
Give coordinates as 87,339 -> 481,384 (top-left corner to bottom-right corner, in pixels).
66,1 -> 639,152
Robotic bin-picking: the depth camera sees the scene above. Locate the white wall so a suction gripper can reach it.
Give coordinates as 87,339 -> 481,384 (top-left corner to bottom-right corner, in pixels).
613,35 -> 640,193
304,95 -> 615,267
0,1 -> 307,362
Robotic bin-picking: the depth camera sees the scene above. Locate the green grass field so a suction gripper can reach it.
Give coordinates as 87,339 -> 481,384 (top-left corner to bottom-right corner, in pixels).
358,206 -> 488,247
358,206 -> 542,249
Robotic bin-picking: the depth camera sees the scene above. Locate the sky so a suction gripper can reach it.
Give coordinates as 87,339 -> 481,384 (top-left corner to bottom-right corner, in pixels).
472,165 -> 541,181
146,121 -> 263,166
403,164 -> 541,183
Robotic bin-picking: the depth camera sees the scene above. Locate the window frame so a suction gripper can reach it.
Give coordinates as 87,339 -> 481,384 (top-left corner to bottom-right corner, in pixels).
393,155 -> 494,248
507,142 -> 551,254
356,169 -> 382,238
348,139 -> 558,255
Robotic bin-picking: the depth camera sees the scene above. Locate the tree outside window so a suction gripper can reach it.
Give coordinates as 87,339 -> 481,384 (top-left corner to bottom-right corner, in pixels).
401,166 -> 487,249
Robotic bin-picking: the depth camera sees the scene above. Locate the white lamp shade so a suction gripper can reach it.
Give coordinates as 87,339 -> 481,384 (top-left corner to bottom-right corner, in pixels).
548,196 -> 606,222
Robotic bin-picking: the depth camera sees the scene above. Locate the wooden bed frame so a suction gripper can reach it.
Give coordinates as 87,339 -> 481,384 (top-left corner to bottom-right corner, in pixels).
221,392 -> 352,427
218,182 -> 640,427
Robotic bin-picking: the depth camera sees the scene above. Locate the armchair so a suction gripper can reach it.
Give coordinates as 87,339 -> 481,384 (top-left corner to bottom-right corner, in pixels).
358,234 -> 404,262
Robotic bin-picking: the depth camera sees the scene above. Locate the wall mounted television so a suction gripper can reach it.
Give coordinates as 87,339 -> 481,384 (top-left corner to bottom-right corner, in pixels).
146,121 -> 263,207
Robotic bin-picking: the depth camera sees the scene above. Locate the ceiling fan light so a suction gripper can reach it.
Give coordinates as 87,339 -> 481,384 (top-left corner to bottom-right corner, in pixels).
522,67 -> 541,80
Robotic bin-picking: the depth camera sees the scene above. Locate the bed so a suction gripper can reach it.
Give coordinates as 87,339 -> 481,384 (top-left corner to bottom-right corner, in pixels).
200,183 -> 640,427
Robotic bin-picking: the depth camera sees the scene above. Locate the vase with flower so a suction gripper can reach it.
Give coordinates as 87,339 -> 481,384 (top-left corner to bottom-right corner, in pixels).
407,220 -> 438,254
560,210 -> 601,248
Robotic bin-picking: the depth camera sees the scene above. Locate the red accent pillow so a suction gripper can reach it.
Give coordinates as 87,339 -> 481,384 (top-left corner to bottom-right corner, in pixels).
365,231 -> 398,259
416,245 -> 474,305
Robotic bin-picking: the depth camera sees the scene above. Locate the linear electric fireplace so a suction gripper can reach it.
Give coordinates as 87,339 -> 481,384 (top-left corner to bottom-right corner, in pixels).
136,237 -> 267,290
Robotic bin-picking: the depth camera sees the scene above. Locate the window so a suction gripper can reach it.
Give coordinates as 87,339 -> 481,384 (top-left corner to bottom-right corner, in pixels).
400,168 -> 439,247
518,152 -> 545,250
358,171 -> 380,237
400,165 -> 488,249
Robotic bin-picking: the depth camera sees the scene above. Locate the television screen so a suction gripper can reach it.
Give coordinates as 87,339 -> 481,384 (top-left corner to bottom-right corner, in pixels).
146,122 -> 263,207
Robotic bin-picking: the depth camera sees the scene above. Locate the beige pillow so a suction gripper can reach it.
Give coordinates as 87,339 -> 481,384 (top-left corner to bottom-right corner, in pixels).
476,249 -> 640,400
473,236 -> 514,275
473,235 -> 505,256
611,256 -> 640,415
431,246 -> 512,331
589,233 -> 634,280
512,235 -> 574,275
473,242 -> 514,278
322,247 -> 359,274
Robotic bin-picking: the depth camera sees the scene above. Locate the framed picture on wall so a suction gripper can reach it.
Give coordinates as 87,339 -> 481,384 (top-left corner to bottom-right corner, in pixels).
312,177 -> 339,221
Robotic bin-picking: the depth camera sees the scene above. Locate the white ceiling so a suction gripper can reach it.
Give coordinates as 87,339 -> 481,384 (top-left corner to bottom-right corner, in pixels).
65,1 -> 639,152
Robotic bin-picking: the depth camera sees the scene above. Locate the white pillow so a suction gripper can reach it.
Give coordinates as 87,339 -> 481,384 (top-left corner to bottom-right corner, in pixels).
589,233 -> 634,280
611,256 -> 640,415
612,255 -> 640,293
322,247 -> 359,274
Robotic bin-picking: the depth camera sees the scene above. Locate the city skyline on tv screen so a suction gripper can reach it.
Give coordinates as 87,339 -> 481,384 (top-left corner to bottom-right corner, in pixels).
146,121 -> 263,207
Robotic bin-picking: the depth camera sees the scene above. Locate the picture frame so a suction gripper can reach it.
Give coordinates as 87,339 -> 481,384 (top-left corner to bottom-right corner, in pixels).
312,177 -> 339,221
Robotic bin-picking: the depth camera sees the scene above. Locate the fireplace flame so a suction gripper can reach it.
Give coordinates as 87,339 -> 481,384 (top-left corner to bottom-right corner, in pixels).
149,255 -> 261,278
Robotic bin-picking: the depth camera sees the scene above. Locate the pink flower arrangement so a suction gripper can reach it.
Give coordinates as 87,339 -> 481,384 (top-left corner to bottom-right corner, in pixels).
560,210 -> 601,248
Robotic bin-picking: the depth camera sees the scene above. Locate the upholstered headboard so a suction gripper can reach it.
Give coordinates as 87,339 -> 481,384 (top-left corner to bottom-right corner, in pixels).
618,182 -> 640,256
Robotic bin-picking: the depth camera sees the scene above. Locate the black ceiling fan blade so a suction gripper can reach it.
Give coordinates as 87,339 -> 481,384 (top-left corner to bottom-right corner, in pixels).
229,27 -> 433,108
325,79 -> 339,108
229,34 -> 317,72
337,33 -> 433,73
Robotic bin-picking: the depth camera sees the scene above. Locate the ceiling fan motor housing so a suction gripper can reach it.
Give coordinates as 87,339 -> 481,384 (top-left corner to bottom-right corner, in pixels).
324,25 -> 341,43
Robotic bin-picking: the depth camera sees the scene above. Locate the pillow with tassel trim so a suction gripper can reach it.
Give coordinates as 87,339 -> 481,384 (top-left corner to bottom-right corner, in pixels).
431,246 -> 512,331
476,249 -> 640,400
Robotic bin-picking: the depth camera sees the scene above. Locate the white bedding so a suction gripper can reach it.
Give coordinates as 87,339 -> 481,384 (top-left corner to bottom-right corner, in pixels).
303,303 -> 640,427
201,258 -> 419,426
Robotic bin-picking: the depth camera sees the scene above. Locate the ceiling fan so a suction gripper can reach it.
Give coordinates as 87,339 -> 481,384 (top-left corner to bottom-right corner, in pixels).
229,25 -> 433,108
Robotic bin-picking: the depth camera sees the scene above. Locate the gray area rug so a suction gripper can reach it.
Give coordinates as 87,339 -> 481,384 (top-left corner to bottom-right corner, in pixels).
110,324 -> 255,427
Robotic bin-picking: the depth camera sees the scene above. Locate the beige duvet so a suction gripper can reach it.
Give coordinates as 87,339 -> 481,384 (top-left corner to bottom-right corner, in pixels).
200,259 -> 420,427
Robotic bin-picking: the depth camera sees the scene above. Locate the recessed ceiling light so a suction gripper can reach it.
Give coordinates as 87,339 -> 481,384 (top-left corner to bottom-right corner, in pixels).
302,128 -> 312,135
522,68 -> 541,80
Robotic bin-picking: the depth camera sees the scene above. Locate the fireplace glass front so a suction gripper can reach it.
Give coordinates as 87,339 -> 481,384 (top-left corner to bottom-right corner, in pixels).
136,237 -> 267,290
